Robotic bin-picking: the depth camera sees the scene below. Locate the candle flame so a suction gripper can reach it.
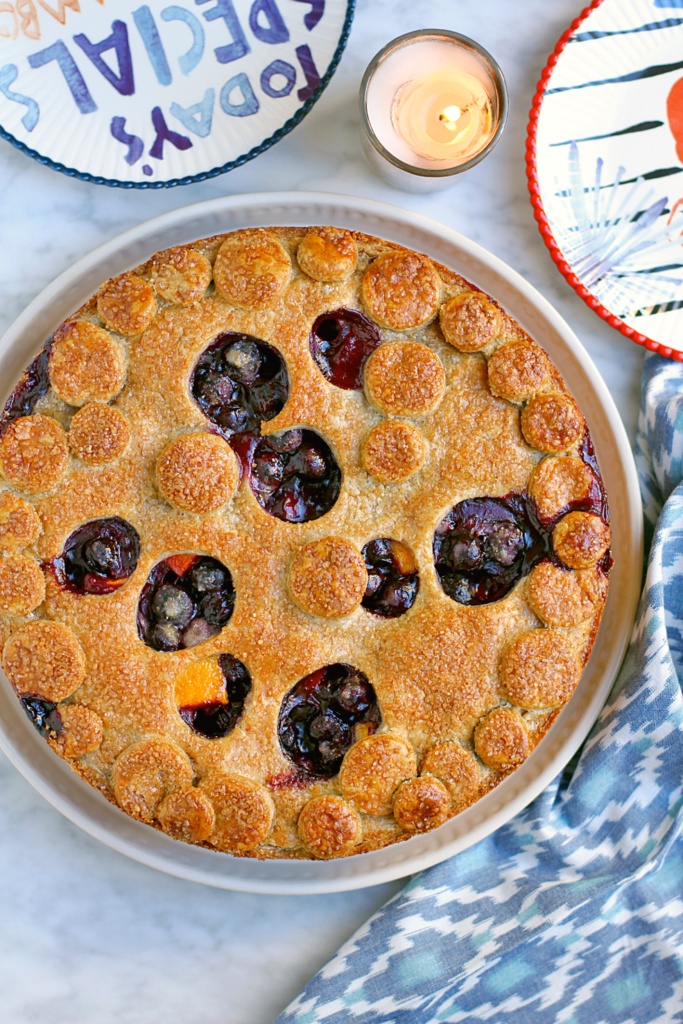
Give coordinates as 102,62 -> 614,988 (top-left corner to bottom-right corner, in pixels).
439,105 -> 462,131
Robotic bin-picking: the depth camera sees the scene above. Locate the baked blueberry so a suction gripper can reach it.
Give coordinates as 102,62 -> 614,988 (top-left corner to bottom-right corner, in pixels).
361,539 -> 419,618
54,517 -> 140,595
310,308 -> 382,389
137,554 -> 234,652
178,653 -> 252,739
250,429 -> 342,523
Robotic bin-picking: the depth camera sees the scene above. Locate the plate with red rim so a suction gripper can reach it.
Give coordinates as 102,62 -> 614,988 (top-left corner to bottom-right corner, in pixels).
527,0 -> 683,361
0,191 -> 642,894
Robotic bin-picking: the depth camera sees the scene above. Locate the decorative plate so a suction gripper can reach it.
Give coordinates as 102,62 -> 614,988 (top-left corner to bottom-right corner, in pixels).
527,0 -> 683,360
0,192 -> 643,893
0,0 -> 353,188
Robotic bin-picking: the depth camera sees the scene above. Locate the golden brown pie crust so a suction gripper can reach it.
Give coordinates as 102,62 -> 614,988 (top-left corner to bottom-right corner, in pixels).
0,227 -> 611,861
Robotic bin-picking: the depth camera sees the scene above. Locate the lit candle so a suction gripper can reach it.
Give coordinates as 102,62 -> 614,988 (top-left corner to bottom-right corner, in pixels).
360,31 -> 507,193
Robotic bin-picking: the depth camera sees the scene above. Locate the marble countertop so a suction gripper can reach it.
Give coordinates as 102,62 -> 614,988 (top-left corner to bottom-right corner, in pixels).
0,1 -> 645,1022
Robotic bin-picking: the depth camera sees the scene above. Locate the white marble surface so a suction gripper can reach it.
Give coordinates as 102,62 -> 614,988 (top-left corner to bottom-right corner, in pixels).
0,1 -> 645,1022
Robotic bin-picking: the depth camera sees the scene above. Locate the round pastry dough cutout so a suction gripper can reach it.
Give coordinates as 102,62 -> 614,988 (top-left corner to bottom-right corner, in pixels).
213,229 -> 291,310
439,290 -> 501,352
339,733 -> 417,816
54,705 -> 102,757
0,554 -> 45,614
158,786 -> 216,842
487,340 -> 550,401
521,393 -> 585,453
362,251 -> 441,330
113,738 -> 193,821
420,741 -> 480,809
365,341 -> 445,417
361,420 -> 425,482
97,273 -> 157,335
527,562 -> 595,628
298,795 -> 361,858
201,774 -> 274,851
528,456 -> 595,524
156,433 -> 239,514
3,620 -> 85,701
393,775 -> 450,833
0,493 -> 41,553
0,415 -> 69,494
501,630 -> 581,709
149,247 -> 212,306
297,227 -> 358,282
474,707 -> 530,770
49,321 -> 126,406
289,537 -> 367,618
553,512 -> 611,569
69,403 -> 131,465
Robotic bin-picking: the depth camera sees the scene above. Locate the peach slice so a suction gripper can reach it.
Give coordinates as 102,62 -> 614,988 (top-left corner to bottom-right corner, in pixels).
175,658 -> 226,708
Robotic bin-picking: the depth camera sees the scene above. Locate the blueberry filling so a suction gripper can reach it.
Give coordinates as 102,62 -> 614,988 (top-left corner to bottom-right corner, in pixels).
250,429 -> 342,523
278,664 -> 380,776
310,308 -> 382,390
179,654 -> 251,739
21,696 -> 63,737
191,333 -> 289,441
137,554 -> 235,652
54,517 -> 140,595
1,339 -> 51,435
362,539 -> 419,618
434,496 -> 546,606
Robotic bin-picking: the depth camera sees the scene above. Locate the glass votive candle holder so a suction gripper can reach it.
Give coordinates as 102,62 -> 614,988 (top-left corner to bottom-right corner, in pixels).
360,30 -> 508,194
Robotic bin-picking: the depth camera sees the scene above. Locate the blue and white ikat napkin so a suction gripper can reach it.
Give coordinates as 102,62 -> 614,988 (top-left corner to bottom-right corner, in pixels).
274,352 -> 683,1024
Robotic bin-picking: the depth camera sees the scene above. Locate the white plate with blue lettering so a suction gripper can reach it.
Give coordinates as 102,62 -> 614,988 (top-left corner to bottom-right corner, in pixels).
0,0 -> 353,187
0,192 -> 643,893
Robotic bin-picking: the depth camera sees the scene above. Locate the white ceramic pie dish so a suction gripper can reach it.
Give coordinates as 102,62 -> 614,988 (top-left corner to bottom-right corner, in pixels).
0,191 -> 643,894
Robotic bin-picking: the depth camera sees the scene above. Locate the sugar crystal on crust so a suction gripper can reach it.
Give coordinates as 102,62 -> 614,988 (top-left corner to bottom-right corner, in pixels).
289,537 -> 367,618
522,393 -> 585,453
528,456 -> 595,523
297,227 -> 358,282
213,229 -> 291,310
298,795 -> 361,858
68,403 -> 131,465
149,247 -> 212,306
97,273 -> 157,335
0,415 -> 68,493
474,707 -> 530,770
158,786 -> 216,842
439,290 -> 501,351
487,340 -> 550,401
420,741 -> 481,809
365,341 -> 445,417
553,511 -> 611,568
201,774 -> 274,852
501,630 -> 581,709
49,320 -> 126,405
362,251 -> 441,330
0,493 -> 41,553
393,775 -> 450,832
361,420 -> 425,482
0,553 -> 45,614
339,733 -> 417,815
113,738 -> 194,821
3,620 -> 85,701
156,432 -> 239,514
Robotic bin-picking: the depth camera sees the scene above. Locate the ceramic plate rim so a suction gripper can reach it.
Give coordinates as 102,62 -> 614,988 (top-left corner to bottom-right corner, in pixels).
0,190 -> 643,893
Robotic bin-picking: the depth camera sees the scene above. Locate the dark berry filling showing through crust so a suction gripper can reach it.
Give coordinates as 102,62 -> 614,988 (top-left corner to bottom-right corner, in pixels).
53,517 -> 140,595
1,340 -> 51,435
250,429 -> 342,523
310,308 -> 382,390
434,495 -> 547,606
362,538 -> 419,618
191,333 -> 289,446
278,664 -> 380,776
137,554 -> 235,652
21,696 -> 63,737
179,654 -> 251,739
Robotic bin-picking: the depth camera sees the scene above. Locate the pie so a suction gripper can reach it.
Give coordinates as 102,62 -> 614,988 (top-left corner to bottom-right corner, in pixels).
0,226 -> 611,860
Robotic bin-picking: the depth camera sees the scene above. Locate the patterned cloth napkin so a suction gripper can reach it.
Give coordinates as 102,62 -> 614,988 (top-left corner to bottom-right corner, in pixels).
275,352 -> 683,1024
